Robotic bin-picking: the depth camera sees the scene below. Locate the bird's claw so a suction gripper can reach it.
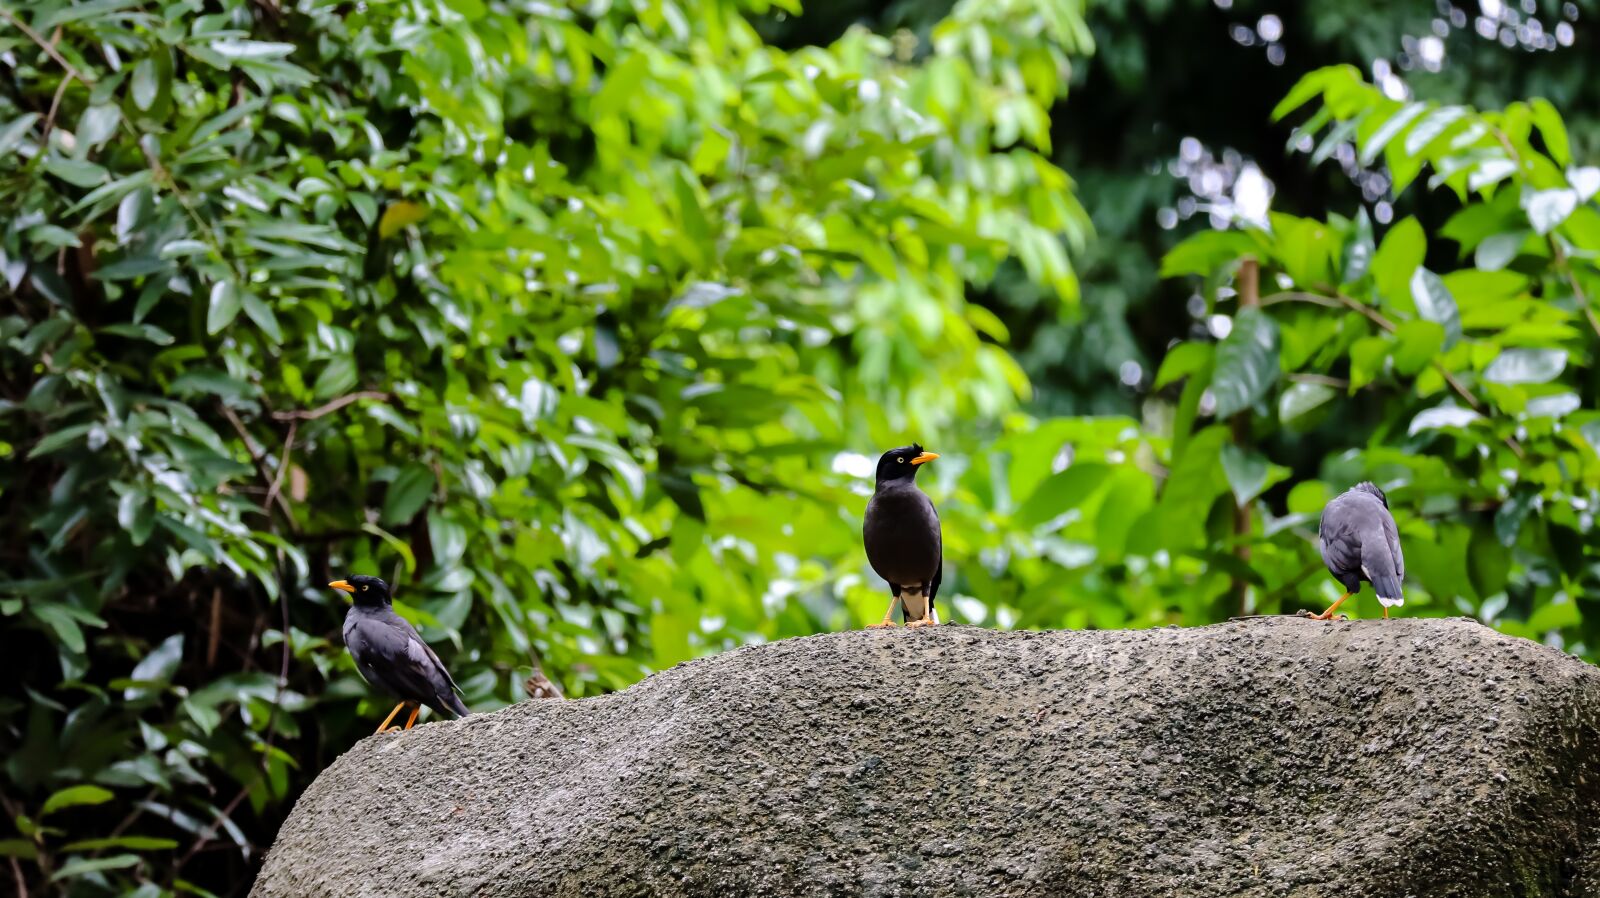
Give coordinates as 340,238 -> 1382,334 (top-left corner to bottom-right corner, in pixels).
865,621 -> 898,629
906,619 -> 937,629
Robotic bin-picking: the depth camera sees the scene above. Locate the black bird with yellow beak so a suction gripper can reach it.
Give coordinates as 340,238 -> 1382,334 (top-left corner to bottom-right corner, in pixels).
330,576 -> 470,733
1311,482 -> 1405,620
863,444 -> 943,629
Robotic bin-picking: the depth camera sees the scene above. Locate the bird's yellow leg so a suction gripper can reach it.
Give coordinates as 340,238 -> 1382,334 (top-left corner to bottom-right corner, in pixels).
1309,591 -> 1353,621
1383,605 -> 1389,620
374,702 -> 406,734
402,703 -> 421,730
866,595 -> 900,629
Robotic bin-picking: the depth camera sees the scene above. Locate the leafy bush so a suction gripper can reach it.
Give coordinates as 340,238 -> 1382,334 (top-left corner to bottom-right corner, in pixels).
0,0 -> 1088,891
1158,65 -> 1600,649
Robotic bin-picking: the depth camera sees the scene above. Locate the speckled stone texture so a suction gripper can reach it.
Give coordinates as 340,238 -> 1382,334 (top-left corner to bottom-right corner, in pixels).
252,618 -> 1600,898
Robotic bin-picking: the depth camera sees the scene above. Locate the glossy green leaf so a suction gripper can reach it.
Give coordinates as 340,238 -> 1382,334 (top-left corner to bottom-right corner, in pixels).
206,280 -> 242,334
382,465 -> 436,526
1211,307 -> 1280,419
1483,348 -> 1567,384
1409,268 -> 1461,349
42,785 -> 115,817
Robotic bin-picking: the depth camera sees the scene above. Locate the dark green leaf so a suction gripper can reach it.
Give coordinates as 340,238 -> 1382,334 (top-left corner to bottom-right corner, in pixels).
382,464 -> 436,526
1210,307 -> 1280,419
1483,348 -> 1567,384
1409,268 -> 1461,349
206,280 -> 242,334
42,785 -> 115,817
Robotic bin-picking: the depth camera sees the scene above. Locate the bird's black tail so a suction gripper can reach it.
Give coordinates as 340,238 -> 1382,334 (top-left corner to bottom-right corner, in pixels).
436,690 -> 470,718
1361,539 -> 1404,608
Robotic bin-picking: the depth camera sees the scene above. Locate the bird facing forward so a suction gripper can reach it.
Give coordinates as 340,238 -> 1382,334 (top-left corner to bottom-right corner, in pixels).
1312,482 -> 1405,620
330,576 -> 470,733
862,445 -> 942,629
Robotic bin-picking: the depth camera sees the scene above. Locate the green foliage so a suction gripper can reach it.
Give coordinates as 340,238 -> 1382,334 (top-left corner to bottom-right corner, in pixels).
0,0 -> 1089,891
1161,65 -> 1600,655
6,0 -> 1600,893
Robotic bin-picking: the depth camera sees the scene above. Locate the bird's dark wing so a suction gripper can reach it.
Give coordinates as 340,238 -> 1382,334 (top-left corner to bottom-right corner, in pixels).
1318,498 -> 1363,588
1364,503 -> 1405,604
1381,506 -> 1404,581
345,611 -> 468,717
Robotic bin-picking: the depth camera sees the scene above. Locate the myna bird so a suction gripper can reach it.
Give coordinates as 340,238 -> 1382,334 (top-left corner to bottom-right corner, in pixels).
863,444 -> 943,629
330,576 -> 470,733
1312,482 -> 1405,620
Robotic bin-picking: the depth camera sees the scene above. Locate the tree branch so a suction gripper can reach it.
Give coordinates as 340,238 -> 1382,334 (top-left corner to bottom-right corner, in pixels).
1231,257 -> 1260,617
1549,238 -> 1600,342
264,420 -> 296,511
271,391 -> 390,421
217,403 -> 297,525
1287,373 -> 1350,388
0,7 -> 93,85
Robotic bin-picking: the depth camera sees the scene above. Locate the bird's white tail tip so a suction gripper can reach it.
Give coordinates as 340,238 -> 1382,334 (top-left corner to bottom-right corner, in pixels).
1378,595 -> 1404,608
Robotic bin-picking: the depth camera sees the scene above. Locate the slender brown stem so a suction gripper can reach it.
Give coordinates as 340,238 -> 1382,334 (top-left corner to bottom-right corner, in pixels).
218,403 -> 296,525
1549,238 -> 1600,342
41,72 -> 74,141
1288,373 -> 1350,388
264,420 -> 295,511
174,558 -> 291,875
1232,258 -> 1260,616
207,586 -> 223,669
1332,292 -> 1397,332
270,390 -> 390,421
1260,290 -> 1342,308
0,7 -> 94,84
6,855 -> 24,898
1319,293 -> 1511,448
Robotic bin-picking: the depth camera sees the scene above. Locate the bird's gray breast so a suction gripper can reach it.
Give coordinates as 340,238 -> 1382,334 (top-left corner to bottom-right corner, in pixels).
863,485 -> 941,585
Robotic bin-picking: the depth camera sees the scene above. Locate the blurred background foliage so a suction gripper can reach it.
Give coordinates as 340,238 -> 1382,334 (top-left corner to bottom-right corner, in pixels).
2,0 -> 1599,893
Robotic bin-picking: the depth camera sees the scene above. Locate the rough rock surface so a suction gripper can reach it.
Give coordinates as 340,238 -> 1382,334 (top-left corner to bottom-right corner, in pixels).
253,618 -> 1600,898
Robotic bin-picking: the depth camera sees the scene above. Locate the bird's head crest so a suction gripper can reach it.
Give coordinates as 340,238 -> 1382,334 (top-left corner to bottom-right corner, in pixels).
1352,481 -> 1388,507
874,443 -> 939,486
329,575 -> 392,606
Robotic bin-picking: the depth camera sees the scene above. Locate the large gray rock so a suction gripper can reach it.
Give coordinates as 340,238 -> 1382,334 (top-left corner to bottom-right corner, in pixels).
252,618 -> 1600,898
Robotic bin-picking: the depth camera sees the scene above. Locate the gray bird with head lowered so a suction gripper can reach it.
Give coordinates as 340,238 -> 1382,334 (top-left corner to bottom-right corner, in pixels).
330,576 -> 470,733
863,444 -> 942,629
1312,482 -> 1404,620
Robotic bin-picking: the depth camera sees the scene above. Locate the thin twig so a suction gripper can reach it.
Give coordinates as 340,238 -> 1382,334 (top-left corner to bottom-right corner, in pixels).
271,391 -> 390,421
217,403 -> 296,524
1276,289 -> 1518,455
1260,290 -> 1343,308
1330,294 -> 1491,417
173,557 -> 293,874
0,7 -> 94,84
207,586 -> 223,669
172,782 -> 253,874
1484,123 -> 1600,343
263,420 -> 295,511
1288,372 -> 1350,388
1332,292 -> 1397,332
1232,258 -> 1260,617
40,72 -> 73,141
1549,238 -> 1600,342
6,855 -> 23,898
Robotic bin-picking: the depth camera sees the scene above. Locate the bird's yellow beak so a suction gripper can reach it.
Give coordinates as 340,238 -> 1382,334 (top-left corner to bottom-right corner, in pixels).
328,580 -> 355,593
910,451 -> 939,465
